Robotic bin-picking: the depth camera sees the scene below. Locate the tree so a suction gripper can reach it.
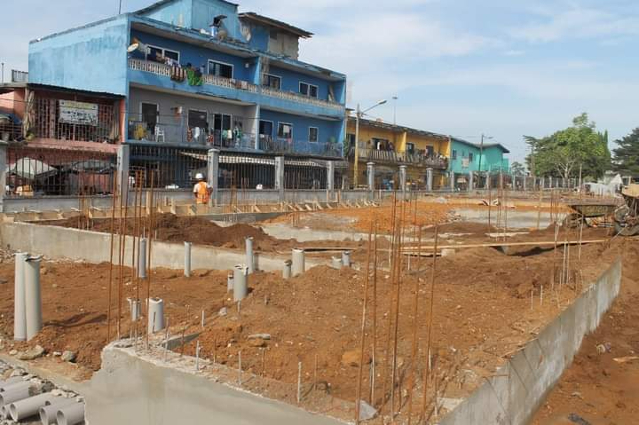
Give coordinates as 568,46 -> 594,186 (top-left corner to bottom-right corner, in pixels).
612,128 -> 639,175
524,113 -> 610,181
510,161 -> 525,176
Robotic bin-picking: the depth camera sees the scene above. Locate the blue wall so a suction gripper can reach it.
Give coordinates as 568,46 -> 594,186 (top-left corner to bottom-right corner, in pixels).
260,109 -> 342,148
268,65 -> 332,102
450,140 -> 508,173
29,16 -> 129,95
141,0 -> 193,28
130,29 -> 256,81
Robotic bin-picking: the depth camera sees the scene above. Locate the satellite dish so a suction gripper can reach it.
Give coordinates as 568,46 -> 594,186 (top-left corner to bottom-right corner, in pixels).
127,43 -> 139,53
127,38 -> 150,54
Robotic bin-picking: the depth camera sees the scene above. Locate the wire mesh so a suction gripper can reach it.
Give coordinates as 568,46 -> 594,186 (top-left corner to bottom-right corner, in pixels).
6,144 -> 116,197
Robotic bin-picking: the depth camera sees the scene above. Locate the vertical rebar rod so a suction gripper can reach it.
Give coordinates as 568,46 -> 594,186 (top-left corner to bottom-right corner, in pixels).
405,226 -> 422,424
146,171 -> 156,342
370,223 -> 378,404
355,222 -> 373,424
106,174 -> 118,343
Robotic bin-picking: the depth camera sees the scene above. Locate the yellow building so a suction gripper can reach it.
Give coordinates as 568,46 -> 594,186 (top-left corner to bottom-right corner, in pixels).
346,117 -> 450,189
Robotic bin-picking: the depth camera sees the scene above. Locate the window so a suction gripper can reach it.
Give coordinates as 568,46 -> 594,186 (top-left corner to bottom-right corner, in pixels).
308,127 -> 318,143
213,113 -> 232,131
469,152 -> 474,162
406,143 -> 415,154
208,60 -> 233,79
372,138 -> 391,151
188,109 -> 208,128
263,74 -> 282,90
147,46 -> 180,64
452,150 -> 457,160
299,82 -> 319,98
277,122 -> 293,139
270,30 -> 278,40
259,120 -> 273,138
140,102 -> 158,131
346,133 -> 355,147
425,145 -> 434,157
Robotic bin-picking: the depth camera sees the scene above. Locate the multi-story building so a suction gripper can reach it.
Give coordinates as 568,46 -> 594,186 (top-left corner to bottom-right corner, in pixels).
23,0 -> 346,190
449,137 -> 510,189
346,117 -> 449,189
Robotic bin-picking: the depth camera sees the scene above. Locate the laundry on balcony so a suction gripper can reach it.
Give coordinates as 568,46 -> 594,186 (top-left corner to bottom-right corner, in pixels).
170,66 -> 186,82
185,66 -> 203,86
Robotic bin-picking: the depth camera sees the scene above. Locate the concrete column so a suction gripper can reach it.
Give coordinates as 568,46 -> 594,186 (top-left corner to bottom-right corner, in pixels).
326,160 -> 335,192
548,176 -> 553,189
117,144 -> 130,202
449,171 -> 455,192
399,165 -> 407,197
426,168 -> 433,192
499,171 -> 504,189
468,172 -> 474,192
275,156 -> 285,202
484,172 -> 490,190
523,176 -> 527,191
207,149 -> 219,206
366,162 -> 375,192
0,141 -> 7,213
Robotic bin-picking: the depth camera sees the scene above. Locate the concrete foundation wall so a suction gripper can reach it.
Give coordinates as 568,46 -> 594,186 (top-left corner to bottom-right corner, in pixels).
0,222 -> 323,272
85,347 -> 343,425
440,259 -> 622,425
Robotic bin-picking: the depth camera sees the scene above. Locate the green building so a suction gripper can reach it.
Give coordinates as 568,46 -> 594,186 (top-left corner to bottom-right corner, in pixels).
449,138 -> 510,174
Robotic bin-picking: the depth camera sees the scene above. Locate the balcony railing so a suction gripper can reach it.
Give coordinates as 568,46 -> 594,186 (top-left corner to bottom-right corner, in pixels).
357,147 -> 448,169
128,59 -> 343,111
11,70 -> 28,83
258,137 -> 342,157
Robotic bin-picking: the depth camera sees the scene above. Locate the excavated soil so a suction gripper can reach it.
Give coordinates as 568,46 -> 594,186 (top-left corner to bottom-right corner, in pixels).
46,214 -> 347,252
532,238 -> 639,425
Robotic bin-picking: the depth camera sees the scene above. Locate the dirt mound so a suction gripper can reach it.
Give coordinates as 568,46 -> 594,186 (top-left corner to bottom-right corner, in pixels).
50,214 -> 290,251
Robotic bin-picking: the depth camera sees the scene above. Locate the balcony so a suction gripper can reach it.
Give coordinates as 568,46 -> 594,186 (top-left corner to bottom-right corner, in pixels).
128,59 -> 344,115
356,147 -> 448,169
128,121 -> 343,158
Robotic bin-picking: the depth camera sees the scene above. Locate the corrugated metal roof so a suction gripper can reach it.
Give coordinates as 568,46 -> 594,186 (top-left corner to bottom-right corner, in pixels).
238,12 -> 313,38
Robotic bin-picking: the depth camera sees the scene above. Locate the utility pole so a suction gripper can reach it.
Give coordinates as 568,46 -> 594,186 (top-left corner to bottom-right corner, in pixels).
392,96 -> 398,125
1,63 -> 4,84
119,0 -> 123,14
354,103 -> 361,188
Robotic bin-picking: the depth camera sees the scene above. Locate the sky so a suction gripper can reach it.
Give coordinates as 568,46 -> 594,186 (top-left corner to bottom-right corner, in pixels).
2,0 -> 639,162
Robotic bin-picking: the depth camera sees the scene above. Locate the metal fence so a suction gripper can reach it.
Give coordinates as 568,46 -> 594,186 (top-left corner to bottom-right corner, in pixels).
6,144 -> 116,197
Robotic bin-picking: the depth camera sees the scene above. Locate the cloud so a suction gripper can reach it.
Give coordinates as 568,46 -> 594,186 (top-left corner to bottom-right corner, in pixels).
510,6 -> 639,42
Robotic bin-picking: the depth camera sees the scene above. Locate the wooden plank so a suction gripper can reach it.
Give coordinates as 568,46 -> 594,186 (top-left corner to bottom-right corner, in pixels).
402,239 -> 607,251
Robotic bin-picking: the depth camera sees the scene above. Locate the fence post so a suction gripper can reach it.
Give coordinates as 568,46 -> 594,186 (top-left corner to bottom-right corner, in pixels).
468,171 -> 474,192
449,171 -> 455,192
426,168 -> 433,192
366,162 -> 375,193
207,149 -> 219,206
0,141 -> 6,212
117,144 -> 130,202
326,160 -> 335,193
275,156 -> 285,202
399,165 -> 407,199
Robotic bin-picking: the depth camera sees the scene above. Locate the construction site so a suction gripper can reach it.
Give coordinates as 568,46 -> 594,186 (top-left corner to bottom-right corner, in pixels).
0,178 -> 636,425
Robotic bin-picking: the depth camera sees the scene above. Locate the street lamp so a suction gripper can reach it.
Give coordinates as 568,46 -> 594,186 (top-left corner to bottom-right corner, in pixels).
392,96 -> 398,126
353,99 -> 388,187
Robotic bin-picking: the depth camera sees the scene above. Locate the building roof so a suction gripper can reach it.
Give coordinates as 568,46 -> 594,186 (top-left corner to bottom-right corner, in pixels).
238,12 -> 313,38
451,137 -> 510,154
136,0 -> 238,16
349,116 -> 449,140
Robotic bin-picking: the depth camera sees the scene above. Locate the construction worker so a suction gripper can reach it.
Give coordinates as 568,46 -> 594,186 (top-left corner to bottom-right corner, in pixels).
193,173 -> 212,204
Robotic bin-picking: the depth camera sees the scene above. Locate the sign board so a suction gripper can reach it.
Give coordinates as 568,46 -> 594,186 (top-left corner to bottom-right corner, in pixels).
461,158 -> 470,168
59,100 -> 99,126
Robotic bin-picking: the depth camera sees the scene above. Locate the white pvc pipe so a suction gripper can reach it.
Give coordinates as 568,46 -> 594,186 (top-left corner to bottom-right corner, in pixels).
342,251 -> 351,268
233,265 -> 248,302
127,297 -> 141,322
24,256 -> 42,341
0,379 -> 30,393
138,238 -> 147,279
0,377 -> 24,389
184,242 -> 192,277
14,252 -> 27,341
227,273 -> 234,292
0,405 -> 8,420
245,237 -> 254,274
292,249 -> 305,277
56,401 -> 85,425
0,385 -> 31,408
147,298 -> 165,334
9,393 -> 51,421
283,260 -> 292,279
331,257 -> 343,269
39,398 -> 77,425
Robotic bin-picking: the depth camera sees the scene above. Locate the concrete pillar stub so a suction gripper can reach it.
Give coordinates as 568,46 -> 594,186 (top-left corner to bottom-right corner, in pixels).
117,144 -> 130,203
426,168 -> 433,192
207,149 -> 220,206
0,141 -> 7,212
366,162 -> 375,192
468,172 -> 474,192
275,156 -> 285,202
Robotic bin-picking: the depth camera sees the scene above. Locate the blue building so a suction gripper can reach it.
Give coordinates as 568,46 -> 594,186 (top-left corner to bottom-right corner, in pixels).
27,0 -> 347,189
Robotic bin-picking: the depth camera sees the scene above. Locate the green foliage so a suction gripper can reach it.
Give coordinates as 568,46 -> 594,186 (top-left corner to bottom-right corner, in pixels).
612,128 -> 639,175
524,113 -> 610,180
510,161 -> 525,176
